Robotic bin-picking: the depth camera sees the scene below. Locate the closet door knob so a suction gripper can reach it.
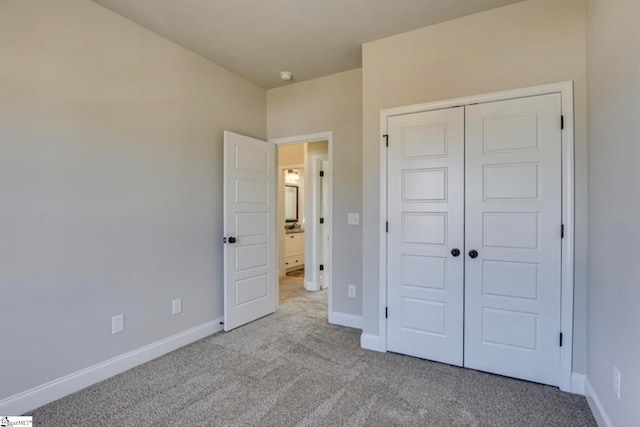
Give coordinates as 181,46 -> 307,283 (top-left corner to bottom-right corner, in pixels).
450,248 -> 461,257
227,236 -> 237,244
468,249 -> 478,259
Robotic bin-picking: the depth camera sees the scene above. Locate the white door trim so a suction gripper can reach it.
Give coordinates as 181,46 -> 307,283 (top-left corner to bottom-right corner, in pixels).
374,82 -> 575,392
270,132 -> 334,320
310,154 -> 329,292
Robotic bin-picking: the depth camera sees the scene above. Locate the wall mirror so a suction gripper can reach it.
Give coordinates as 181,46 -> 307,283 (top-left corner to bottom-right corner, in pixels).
284,185 -> 298,222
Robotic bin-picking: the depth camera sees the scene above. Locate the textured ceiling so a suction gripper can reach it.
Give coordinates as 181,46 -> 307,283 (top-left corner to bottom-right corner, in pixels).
91,0 -> 526,89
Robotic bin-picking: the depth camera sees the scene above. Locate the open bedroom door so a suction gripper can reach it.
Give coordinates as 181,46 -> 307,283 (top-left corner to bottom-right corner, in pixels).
223,131 -> 277,331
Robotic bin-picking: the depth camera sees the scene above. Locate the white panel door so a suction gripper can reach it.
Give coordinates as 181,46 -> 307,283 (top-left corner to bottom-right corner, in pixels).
387,107 -> 465,366
464,94 -> 562,385
223,131 -> 277,331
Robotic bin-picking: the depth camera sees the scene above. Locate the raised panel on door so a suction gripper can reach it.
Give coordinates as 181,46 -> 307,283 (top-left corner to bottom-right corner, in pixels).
464,94 -> 562,386
387,107 -> 464,366
224,131 -> 277,331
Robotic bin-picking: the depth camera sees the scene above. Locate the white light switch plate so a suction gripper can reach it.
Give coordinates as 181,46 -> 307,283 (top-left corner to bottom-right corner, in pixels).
348,213 -> 360,225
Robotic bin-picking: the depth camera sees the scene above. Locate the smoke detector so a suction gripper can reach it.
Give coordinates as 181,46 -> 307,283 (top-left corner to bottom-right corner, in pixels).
280,71 -> 293,81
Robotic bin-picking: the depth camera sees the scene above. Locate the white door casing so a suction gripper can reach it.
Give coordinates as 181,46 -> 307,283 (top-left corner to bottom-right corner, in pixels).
384,92 -> 565,387
463,94 -> 563,386
270,131 -> 335,322
319,159 -> 330,290
376,83 -> 574,392
386,107 -> 465,366
223,131 -> 277,331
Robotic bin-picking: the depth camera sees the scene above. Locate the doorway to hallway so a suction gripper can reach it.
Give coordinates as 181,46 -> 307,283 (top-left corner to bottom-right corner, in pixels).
275,135 -> 332,316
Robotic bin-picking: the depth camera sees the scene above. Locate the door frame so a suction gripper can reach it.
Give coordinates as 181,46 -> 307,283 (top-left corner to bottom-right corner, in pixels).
311,155 -> 330,290
270,132 -> 334,317
377,82 -> 575,392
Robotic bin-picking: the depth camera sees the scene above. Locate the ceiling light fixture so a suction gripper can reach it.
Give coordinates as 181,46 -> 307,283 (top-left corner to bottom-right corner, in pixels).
286,169 -> 299,182
280,71 -> 293,81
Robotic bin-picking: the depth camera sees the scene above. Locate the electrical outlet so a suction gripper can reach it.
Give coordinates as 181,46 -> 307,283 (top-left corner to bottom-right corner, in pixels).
613,366 -> 621,399
111,314 -> 124,334
348,284 -> 356,298
172,298 -> 182,315
348,213 -> 360,225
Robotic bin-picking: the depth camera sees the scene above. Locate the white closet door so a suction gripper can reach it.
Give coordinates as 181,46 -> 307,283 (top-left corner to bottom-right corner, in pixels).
464,94 -> 562,386
387,108 -> 465,366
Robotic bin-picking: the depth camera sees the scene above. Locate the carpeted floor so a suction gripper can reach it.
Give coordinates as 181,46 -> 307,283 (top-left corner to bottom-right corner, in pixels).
29,277 -> 596,426
280,269 -> 307,303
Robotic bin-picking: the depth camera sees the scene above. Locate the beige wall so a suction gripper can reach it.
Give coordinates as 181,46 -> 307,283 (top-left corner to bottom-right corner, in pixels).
0,0 -> 265,400
305,141 -> 329,159
268,69 -> 363,317
586,0 -> 640,423
278,144 -> 305,166
362,0 -> 588,373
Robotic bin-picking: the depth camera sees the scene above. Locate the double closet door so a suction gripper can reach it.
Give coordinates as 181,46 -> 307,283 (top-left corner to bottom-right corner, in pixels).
386,94 -> 563,386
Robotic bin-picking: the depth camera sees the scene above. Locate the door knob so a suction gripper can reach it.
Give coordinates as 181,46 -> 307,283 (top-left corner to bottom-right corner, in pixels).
450,248 -> 461,257
228,236 -> 237,244
468,249 -> 478,259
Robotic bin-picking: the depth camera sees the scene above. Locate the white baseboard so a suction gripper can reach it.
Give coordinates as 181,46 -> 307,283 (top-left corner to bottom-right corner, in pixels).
329,312 -> 362,330
0,318 -> 223,416
585,378 -> 614,427
360,333 -> 385,352
571,373 -> 586,395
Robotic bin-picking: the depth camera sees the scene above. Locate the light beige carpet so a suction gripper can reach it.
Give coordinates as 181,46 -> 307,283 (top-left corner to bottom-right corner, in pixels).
279,271 -> 307,303
29,279 -> 595,426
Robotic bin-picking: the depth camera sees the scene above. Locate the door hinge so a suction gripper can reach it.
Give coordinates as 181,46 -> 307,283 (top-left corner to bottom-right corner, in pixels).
561,224 -> 565,238
386,221 -> 389,233
320,217 -> 324,224
385,307 -> 388,318
383,134 -> 389,147
319,264 -> 324,271
319,170 -> 324,177
559,332 -> 563,347
561,115 -> 564,130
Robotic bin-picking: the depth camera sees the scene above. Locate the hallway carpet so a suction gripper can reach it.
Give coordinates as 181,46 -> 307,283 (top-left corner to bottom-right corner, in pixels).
279,270 -> 307,303
29,284 -> 595,426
